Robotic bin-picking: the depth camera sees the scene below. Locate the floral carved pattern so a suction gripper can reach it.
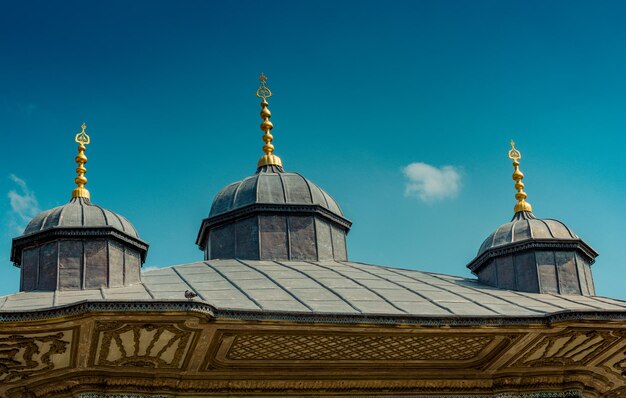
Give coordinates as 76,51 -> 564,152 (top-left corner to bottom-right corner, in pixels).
94,322 -> 193,369
0,331 -> 71,382
513,330 -> 620,368
226,333 -> 494,361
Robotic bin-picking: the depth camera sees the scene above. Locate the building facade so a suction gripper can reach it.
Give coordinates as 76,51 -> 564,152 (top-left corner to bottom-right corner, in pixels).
1,76 -> 625,398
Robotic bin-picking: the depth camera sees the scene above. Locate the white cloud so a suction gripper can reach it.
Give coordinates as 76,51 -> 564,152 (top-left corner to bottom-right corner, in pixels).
402,162 -> 461,202
7,174 -> 40,234
141,266 -> 160,273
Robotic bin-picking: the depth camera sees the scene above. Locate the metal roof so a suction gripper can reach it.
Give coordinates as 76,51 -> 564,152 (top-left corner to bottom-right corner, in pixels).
1,260 -> 625,318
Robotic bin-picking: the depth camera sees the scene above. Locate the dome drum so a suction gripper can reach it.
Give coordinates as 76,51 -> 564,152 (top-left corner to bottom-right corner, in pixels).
11,198 -> 149,292
197,171 -> 351,262
201,212 -> 348,262
467,212 -> 598,295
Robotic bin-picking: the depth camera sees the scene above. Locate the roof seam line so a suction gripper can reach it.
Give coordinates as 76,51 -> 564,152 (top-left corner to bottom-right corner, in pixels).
538,219 -> 555,239
202,261 -> 264,310
109,208 -> 128,233
275,261 -> 363,313
546,293 -> 605,310
398,270 -> 503,316
420,270 -> 546,315
234,259 -> 315,312
505,290 -> 570,310
305,261 -> 410,315
141,282 -> 156,299
339,261 -> 457,315
171,267 -> 206,301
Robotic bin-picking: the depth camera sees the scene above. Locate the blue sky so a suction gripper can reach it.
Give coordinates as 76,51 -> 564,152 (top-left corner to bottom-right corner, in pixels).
0,0 -> 624,299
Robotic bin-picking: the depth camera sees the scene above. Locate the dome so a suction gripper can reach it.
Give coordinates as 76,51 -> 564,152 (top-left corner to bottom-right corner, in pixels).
209,171 -> 343,218
197,75 -> 350,262
23,197 -> 139,238
197,169 -> 351,261
476,211 -> 578,257
12,197 -> 148,291
467,211 -> 598,296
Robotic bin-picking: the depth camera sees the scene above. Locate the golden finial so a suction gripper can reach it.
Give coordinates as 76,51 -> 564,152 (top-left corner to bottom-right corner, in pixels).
72,123 -> 91,199
508,140 -> 532,213
256,73 -> 282,169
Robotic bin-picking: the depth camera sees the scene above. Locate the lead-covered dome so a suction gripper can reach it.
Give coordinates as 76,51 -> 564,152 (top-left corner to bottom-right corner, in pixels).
467,142 -> 598,296
197,168 -> 351,262
23,197 -> 139,238
476,211 -> 579,257
197,75 -> 351,262
11,197 -> 149,292
10,123 -> 149,292
209,171 -> 343,218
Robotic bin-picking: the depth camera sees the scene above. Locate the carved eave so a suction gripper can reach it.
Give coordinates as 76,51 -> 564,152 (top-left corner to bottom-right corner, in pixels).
0,302 -> 625,397
11,226 -> 150,265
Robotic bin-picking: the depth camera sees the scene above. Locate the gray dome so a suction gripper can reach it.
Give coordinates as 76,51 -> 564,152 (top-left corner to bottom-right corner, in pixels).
23,197 -> 138,238
477,211 -> 578,257
209,171 -> 343,218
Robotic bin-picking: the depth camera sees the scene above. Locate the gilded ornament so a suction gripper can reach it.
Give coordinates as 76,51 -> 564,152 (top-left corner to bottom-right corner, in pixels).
508,139 -> 532,213
72,123 -> 91,199
256,73 -> 283,168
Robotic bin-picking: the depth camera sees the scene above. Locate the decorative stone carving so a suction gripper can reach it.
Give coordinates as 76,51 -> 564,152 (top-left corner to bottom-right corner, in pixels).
0,331 -> 72,382
512,330 -> 620,367
92,322 -> 194,369
225,333 -> 495,361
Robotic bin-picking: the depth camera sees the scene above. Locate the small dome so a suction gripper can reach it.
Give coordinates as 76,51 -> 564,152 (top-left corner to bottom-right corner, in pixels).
209,171 -> 343,218
477,211 -> 578,257
23,197 -> 138,238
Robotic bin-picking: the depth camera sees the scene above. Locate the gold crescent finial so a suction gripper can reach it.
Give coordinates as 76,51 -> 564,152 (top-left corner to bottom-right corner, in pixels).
508,139 -> 532,213
256,72 -> 273,101
72,123 -> 91,200
256,74 -> 282,169
75,122 -> 90,145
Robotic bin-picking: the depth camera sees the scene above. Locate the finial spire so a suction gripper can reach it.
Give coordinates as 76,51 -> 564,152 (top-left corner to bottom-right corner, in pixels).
72,123 -> 91,200
508,140 -> 532,213
256,73 -> 283,169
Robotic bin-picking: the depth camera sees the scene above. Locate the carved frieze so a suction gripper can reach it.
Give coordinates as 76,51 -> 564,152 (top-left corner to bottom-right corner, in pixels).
92,322 -> 195,369
0,330 -> 73,382
226,333 -> 493,361
511,329 -> 622,368
204,331 -> 514,370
